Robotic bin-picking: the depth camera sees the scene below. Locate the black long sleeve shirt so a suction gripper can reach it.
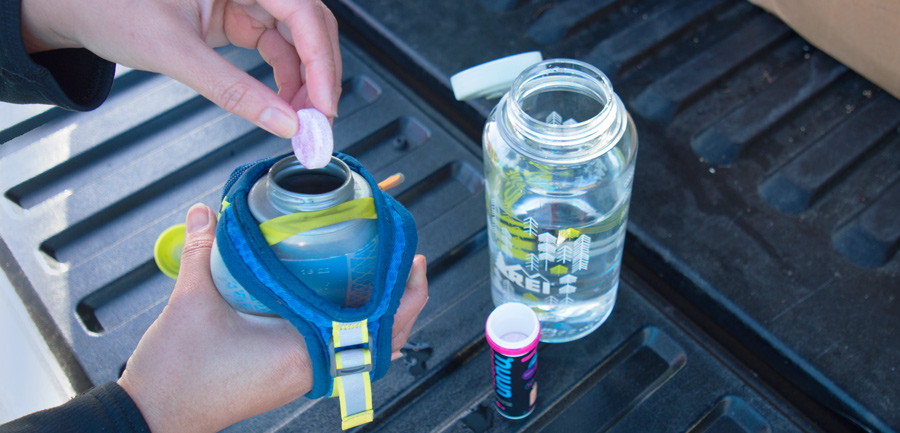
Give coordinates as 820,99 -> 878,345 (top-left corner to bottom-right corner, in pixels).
0,0 -> 114,110
0,383 -> 150,433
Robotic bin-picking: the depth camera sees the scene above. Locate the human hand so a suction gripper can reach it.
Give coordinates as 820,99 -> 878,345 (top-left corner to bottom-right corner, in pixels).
118,203 -> 428,432
392,254 -> 429,361
20,0 -> 341,137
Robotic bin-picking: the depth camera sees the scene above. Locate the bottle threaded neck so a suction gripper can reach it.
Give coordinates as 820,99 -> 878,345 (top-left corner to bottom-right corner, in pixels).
266,156 -> 354,213
502,59 -> 626,164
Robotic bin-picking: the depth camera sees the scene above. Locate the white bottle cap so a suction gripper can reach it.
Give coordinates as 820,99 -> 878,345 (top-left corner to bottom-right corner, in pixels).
450,52 -> 544,101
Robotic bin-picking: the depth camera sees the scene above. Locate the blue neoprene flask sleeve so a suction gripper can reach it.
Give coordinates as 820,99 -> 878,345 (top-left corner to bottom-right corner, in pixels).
214,152 -> 418,399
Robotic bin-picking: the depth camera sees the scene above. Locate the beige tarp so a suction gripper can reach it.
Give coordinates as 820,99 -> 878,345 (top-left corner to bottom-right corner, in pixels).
750,0 -> 900,99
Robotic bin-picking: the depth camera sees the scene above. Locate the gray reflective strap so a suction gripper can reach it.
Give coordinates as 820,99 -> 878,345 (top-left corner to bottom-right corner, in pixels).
339,370 -> 369,415
331,321 -> 374,430
335,320 -> 368,346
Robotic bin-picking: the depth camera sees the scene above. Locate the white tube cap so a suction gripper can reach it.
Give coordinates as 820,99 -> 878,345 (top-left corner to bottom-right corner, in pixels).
450,52 -> 544,101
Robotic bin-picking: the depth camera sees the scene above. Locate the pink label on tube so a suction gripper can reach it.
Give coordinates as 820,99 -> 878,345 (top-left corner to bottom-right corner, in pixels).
485,302 -> 540,419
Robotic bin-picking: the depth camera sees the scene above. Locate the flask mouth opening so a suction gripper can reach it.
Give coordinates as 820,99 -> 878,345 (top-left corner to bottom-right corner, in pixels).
267,156 -> 353,212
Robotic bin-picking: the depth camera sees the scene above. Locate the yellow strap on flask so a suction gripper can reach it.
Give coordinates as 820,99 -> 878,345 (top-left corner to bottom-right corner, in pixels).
259,197 -> 376,245
153,197 -> 376,279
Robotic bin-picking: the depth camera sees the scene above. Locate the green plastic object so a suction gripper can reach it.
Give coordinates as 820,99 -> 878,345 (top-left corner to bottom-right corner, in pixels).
154,224 -> 185,280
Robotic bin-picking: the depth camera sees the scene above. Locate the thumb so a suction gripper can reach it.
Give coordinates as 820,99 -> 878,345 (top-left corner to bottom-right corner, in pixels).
161,41 -> 299,139
173,203 -> 218,298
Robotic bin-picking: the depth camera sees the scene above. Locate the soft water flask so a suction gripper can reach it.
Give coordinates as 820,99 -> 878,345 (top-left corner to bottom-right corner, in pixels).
209,155 -> 379,314
482,59 -> 638,342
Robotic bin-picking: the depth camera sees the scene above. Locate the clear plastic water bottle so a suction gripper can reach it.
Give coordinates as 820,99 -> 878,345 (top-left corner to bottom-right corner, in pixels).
483,59 -> 638,343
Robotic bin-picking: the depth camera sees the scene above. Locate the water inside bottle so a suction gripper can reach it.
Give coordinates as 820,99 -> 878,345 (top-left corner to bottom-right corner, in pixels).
486,141 -> 633,343
488,188 -> 629,343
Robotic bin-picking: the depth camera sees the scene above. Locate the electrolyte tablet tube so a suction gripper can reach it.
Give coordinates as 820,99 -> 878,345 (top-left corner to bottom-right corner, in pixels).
485,302 -> 540,419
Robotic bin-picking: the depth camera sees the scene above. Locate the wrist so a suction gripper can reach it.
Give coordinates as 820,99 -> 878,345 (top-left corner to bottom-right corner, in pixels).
118,375 -> 221,433
20,0 -> 80,53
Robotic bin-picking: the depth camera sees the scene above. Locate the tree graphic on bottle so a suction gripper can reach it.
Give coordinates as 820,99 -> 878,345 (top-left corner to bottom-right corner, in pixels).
537,232 -> 556,270
557,242 -> 573,263
572,234 -> 592,272
524,217 -> 538,238
527,253 -> 540,271
550,264 -> 568,275
559,274 -> 577,304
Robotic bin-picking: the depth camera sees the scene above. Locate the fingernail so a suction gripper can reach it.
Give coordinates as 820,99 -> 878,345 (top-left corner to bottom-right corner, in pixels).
186,204 -> 210,233
259,107 -> 298,138
318,87 -> 337,118
332,88 -> 341,117
410,256 -> 427,287
391,351 -> 403,361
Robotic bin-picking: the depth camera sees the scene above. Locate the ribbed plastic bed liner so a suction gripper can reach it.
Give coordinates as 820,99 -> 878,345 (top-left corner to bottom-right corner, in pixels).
0,1 -> 896,431
0,41 -> 814,432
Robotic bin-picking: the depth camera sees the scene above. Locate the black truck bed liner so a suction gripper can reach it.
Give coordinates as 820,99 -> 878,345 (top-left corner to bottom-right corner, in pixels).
1,0 -> 897,431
